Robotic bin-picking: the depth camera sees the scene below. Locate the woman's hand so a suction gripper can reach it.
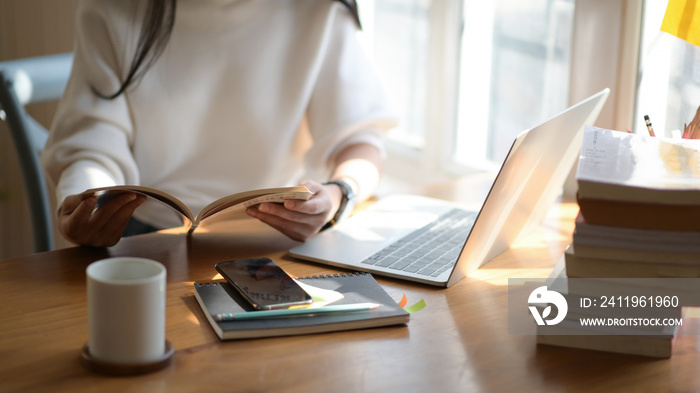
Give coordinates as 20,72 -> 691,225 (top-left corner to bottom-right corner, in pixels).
246,180 -> 340,242
58,192 -> 146,247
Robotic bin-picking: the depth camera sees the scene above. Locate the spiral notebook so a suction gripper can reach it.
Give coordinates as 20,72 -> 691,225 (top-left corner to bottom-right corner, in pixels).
194,272 -> 410,340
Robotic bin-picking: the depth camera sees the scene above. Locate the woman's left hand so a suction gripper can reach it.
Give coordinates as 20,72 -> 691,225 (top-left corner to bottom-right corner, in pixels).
246,180 -> 339,241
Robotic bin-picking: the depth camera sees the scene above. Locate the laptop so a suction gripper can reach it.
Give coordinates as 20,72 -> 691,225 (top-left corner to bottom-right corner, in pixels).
290,88 -> 610,287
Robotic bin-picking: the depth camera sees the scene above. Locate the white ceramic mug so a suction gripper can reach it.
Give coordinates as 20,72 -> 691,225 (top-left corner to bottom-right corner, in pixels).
86,257 -> 166,364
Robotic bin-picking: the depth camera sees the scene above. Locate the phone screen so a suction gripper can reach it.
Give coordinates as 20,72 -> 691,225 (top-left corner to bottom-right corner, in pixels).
215,258 -> 313,310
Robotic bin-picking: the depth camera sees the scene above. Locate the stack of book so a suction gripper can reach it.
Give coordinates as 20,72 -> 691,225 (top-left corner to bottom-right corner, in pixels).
536,125 -> 700,357
571,125 -> 700,279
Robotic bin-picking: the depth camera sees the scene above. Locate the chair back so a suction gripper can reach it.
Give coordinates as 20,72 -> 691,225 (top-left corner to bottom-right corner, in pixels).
0,53 -> 73,253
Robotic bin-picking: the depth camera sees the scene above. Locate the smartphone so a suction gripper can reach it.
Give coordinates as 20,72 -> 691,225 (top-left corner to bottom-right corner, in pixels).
215,258 -> 313,310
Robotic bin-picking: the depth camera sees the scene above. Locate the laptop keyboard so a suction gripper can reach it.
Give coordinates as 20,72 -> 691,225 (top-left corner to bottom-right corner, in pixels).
360,208 -> 475,277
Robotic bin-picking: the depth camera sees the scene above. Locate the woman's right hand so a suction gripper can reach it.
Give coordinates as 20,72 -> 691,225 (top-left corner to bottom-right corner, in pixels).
58,192 -> 146,247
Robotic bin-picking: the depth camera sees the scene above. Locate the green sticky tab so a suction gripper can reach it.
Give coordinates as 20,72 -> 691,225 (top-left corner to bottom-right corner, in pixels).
404,299 -> 426,314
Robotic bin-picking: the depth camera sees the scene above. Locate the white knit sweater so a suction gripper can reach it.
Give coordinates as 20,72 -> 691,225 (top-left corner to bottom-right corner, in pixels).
42,0 -> 397,228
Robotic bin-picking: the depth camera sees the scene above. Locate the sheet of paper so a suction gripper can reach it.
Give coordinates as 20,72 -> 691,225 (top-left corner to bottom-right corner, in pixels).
577,126 -> 700,189
291,280 -> 344,309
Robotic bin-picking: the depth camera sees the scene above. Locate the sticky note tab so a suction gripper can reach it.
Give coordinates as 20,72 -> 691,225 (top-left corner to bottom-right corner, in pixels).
404,299 -> 426,314
398,294 -> 408,308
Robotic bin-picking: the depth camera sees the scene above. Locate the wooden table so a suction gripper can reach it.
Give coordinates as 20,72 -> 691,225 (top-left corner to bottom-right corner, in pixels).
2,186 -> 700,392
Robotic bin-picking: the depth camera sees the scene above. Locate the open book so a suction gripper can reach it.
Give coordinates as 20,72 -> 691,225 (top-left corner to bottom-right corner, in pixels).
80,185 -> 314,234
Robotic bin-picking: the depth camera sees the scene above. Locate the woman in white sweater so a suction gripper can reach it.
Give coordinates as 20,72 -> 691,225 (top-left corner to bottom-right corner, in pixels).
42,0 -> 397,247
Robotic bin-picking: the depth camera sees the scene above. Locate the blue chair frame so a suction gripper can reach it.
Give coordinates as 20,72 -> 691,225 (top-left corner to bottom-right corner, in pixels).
0,53 -> 73,253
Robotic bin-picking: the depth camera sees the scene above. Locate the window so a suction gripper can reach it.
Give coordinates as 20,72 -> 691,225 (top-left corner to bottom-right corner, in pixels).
359,0 -> 575,185
455,0 -> 574,170
359,0 -> 431,150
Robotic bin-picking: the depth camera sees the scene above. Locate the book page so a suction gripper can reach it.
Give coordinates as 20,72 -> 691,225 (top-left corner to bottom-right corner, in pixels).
81,185 -> 194,222
196,186 -> 314,222
577,126 -> 700,190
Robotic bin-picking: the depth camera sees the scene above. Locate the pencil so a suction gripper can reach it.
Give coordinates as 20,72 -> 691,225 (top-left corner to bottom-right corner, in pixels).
214,302 -> 381,321
644,115 -> 655,137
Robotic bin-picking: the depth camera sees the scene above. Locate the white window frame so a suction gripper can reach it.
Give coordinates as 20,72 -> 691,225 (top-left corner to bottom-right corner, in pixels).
370,0 -> 644,191
375,0 -> 465,187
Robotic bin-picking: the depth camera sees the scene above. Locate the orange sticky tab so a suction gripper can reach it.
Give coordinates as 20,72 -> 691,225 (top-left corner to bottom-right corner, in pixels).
398,294 -> 408,308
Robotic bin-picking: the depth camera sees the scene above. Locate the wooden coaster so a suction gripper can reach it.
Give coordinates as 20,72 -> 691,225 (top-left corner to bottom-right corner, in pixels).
81,340 -> 174,376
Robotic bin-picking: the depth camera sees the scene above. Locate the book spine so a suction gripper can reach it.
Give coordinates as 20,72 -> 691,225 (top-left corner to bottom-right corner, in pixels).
577,180 -> 700,206
565,248 -> 700,278
572,243 -> 700,265
577,197 -> 700,231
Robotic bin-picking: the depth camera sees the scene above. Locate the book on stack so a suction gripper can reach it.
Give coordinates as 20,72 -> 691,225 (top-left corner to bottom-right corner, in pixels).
567,215 -> 700,278
535,125 -> 700,357
576,125 -> 700,231
536,319 -> 680,358
535,260 -> 683,358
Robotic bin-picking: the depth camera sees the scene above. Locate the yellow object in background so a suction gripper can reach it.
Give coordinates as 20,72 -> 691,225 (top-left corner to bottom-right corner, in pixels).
661,0 -> 700,47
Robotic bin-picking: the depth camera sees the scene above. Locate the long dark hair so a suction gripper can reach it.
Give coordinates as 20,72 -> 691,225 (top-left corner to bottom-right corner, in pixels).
99,0 -> 362,99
